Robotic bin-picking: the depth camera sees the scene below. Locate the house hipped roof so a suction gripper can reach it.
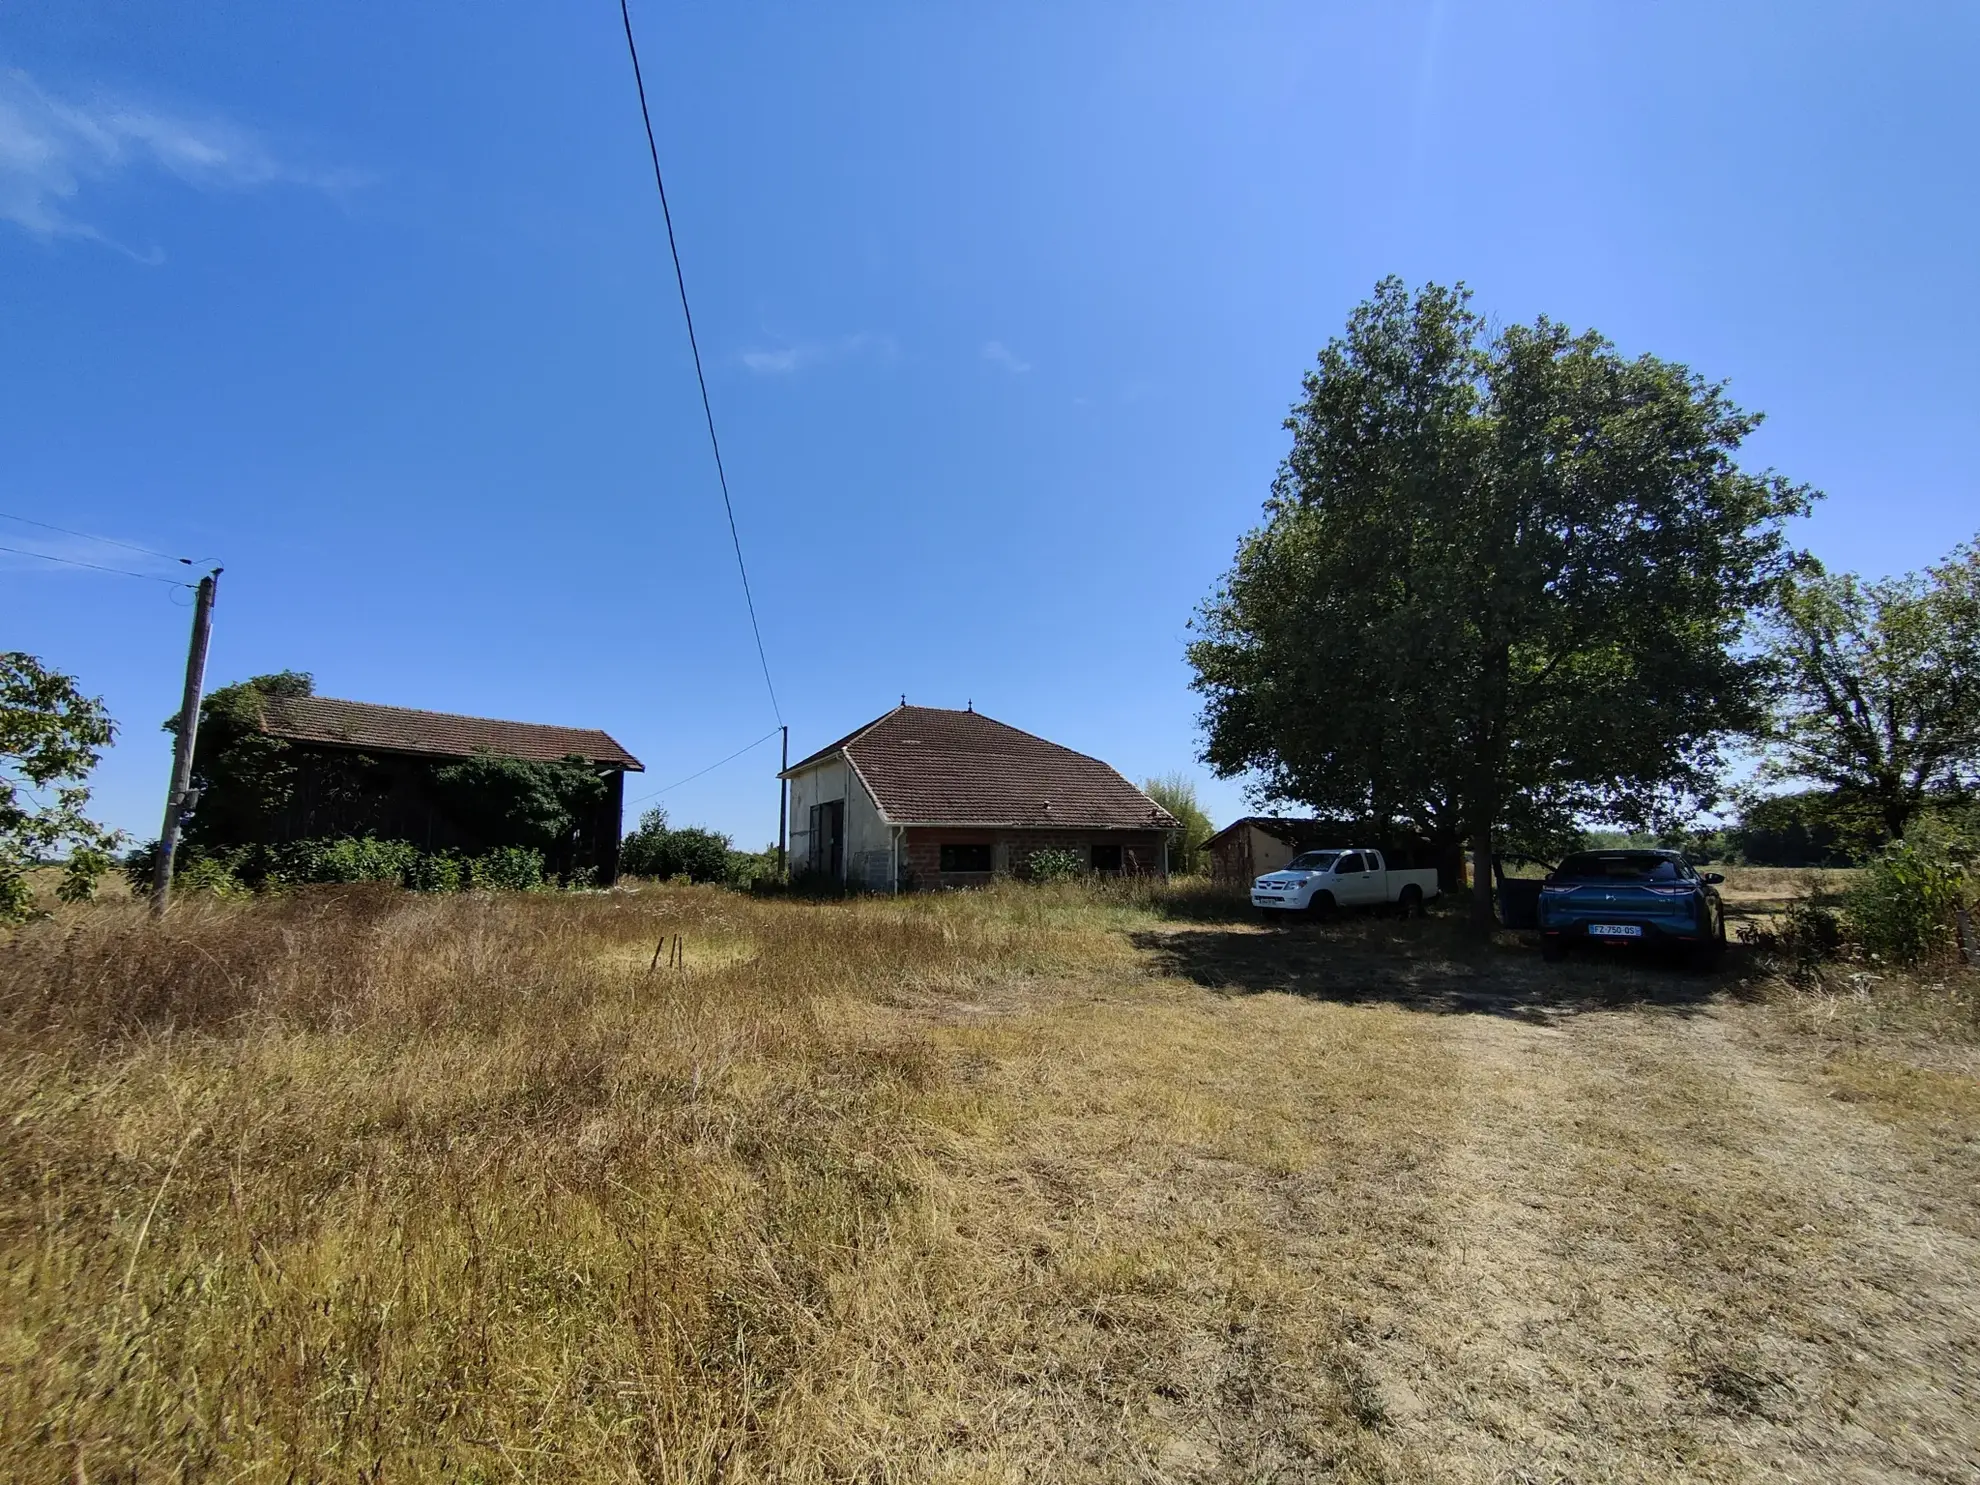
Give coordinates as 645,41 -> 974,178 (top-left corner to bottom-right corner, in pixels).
783,705 -> 1178,831
258,695 -> 643,770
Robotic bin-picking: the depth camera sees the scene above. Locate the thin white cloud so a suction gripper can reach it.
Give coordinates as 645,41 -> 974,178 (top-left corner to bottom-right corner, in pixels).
739,331 -> 898,376
0,68 -> 362,257
982,340 -> 1032,374
741,346 -> 810,374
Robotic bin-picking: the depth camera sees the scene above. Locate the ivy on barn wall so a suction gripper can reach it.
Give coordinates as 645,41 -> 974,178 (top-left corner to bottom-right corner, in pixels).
172,673 -> 610,873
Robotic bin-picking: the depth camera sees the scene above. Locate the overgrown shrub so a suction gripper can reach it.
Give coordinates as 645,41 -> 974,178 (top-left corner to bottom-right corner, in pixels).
177,854 -> 252,899
403,851 -> 464,893
619,809 -> 734,884
725,845 -> 781,889
1843,842 -> 1969,966
1026,847 -> 1085,882
305,837 -> 422,885
1739,891 -> 1846,982
125,837 -> 548,896
467,846 -> 545,892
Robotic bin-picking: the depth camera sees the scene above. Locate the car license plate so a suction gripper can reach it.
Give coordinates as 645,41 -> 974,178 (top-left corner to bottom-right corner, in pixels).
1256,895 -> 1282,903
1589,924 -> 1642,938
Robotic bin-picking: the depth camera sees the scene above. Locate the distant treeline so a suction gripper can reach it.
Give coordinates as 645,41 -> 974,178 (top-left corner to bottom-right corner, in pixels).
1583,788 -> 1977,868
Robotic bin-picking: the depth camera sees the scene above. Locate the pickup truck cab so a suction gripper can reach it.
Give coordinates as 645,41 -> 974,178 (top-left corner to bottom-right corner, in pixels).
1252,848 -> 1441,919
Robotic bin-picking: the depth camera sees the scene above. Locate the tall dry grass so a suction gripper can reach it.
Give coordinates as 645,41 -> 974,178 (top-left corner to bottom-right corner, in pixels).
0,883 -> 1131,1483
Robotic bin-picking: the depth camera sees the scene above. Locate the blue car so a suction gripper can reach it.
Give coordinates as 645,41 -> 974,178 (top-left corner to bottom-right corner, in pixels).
1537,849 -> 1727,965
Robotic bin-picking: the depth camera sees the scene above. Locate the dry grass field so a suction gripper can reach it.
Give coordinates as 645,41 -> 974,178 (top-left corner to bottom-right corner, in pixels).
2,878 -> 1976,1483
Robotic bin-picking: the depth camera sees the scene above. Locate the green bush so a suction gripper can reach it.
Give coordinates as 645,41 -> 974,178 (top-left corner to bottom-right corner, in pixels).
126,836 -> 553,895
176,855 -> 251,899
1843,842 -> 1969,966
619,809 -> 734,884
466,846 -> 545,892
307,837 -> 421,885
403,851 -> 465,893
1025,847 -> 1085,882
724,845 -> 781,889
1739,890 -> 1846,983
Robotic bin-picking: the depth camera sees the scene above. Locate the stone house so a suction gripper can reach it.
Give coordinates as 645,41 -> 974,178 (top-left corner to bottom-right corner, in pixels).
780,704 -> 1178,891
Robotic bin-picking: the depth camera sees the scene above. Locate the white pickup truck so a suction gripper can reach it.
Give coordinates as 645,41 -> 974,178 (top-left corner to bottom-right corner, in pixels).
1251,848 -> 1441,919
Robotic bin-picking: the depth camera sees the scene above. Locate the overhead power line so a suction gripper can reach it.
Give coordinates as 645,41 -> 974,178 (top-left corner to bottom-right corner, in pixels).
0,511 -> 195,565
626,726 -> 783,806
616,0 -> 782,727
0,543 -> 195,586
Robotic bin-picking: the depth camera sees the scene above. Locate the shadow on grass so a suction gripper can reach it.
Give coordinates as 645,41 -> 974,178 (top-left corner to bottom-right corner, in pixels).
1130,908 -> 1760,1023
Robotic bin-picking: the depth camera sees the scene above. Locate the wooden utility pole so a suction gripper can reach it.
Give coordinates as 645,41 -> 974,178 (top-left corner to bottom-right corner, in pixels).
151,570 -> 220,917
776,724 -> 789,879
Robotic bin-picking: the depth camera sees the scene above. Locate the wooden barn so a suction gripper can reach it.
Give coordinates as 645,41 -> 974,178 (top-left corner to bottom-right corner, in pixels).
244,694 -> 643,882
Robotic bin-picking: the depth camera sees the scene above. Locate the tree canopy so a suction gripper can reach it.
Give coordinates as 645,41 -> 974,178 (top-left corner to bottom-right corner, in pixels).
1189,278 -> 1813,922
1756,537 -> 1980,840
1,652 -> 122,918
1143,774 -> 1215,875
619,807 -> 734,884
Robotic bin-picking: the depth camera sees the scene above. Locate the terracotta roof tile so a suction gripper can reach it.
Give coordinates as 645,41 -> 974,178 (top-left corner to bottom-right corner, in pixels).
785,706 -> 1176,830
259,695 -> 642,770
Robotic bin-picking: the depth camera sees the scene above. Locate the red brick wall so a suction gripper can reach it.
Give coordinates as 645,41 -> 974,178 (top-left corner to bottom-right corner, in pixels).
900,827 -> 1168,891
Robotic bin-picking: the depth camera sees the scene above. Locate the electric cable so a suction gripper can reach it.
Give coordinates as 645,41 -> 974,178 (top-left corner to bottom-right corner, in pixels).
617,0 -> 782,726
625,726 -> 782,806
0,543 -> 195,586
0,511 -> 194,565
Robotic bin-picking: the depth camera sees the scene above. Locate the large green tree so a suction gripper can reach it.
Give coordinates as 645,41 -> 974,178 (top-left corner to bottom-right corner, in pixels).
1190,279 -> 1813,924
1,653 -> 122,919
1756,538 -> 1980,840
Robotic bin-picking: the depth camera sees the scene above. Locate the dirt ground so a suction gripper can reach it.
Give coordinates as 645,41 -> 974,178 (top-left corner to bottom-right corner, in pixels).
880,909 -> 1980,1483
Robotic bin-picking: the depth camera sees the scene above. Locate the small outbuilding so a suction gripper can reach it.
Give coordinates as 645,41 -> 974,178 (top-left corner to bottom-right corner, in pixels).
1204,817 -> 1340,884
1206,815 -> 1466,892
780,704 -> 1178,890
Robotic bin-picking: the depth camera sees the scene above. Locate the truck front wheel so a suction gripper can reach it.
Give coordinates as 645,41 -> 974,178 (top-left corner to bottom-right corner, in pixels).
1307,892 -> 1337,921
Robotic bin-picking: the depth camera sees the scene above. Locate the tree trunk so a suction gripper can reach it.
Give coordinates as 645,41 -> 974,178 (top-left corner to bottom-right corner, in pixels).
1882,793 -> 1912,842
1469,826 -> 1497,931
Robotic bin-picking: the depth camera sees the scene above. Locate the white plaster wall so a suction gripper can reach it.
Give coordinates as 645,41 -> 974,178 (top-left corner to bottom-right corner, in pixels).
787,755 -> 894,885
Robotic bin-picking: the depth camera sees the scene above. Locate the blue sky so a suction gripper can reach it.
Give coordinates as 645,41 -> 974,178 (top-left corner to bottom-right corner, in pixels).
4,1 -> 1976,848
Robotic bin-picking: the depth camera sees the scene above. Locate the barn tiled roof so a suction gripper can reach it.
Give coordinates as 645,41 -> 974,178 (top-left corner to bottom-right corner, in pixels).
259,695 -> 643,770
784,705 -> 1177,830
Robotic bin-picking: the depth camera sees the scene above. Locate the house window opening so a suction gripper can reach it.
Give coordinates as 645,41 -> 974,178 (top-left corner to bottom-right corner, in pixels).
1090,843 -> 1124,875
939,843 -> 993,873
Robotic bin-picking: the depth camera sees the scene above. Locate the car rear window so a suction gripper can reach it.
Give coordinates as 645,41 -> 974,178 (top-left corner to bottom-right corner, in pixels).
1554,853 -> 1685,882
